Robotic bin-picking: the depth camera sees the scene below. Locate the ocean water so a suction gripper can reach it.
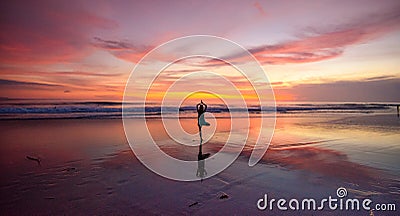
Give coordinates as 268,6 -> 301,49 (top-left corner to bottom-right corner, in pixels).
0,101 -> 397,119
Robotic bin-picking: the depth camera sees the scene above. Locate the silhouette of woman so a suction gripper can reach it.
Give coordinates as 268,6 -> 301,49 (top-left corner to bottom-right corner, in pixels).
196,100 -> 210,181
196,100 -> 210,141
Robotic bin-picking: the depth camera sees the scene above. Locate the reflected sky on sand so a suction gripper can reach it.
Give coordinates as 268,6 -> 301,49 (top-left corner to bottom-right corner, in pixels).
0,113 -> 399,214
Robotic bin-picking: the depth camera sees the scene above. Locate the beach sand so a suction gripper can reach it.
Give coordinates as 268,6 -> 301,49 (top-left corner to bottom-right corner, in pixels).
0,114 -> 399,215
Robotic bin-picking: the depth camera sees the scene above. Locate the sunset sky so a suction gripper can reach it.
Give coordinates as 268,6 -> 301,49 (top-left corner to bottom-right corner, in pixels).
1,0 -> 399,103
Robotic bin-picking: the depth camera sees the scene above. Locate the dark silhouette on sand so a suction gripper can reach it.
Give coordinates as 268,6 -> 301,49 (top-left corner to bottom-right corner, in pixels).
196,138 -> 210,181
196,100 -> 210,142
196,100 -> 210,181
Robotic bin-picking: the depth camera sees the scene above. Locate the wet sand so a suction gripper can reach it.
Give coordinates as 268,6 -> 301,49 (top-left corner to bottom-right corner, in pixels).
0,114 -> 399,215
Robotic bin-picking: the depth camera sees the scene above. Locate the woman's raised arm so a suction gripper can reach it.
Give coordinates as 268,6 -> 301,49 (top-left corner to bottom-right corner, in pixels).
202,101 -> 207,112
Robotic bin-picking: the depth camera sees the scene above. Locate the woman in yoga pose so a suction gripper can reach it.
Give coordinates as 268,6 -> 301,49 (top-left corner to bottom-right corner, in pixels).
196,100 -> 210,180
196,100 -> 210,141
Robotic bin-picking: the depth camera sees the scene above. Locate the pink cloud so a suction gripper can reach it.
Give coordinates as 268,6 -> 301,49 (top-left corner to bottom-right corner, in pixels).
91,36 -> 176,63
253,2 -> 267,17
1,69 -> 123,78
0,1 -> 117,65
160,7 -> 400,67
222,8 -> 400,65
